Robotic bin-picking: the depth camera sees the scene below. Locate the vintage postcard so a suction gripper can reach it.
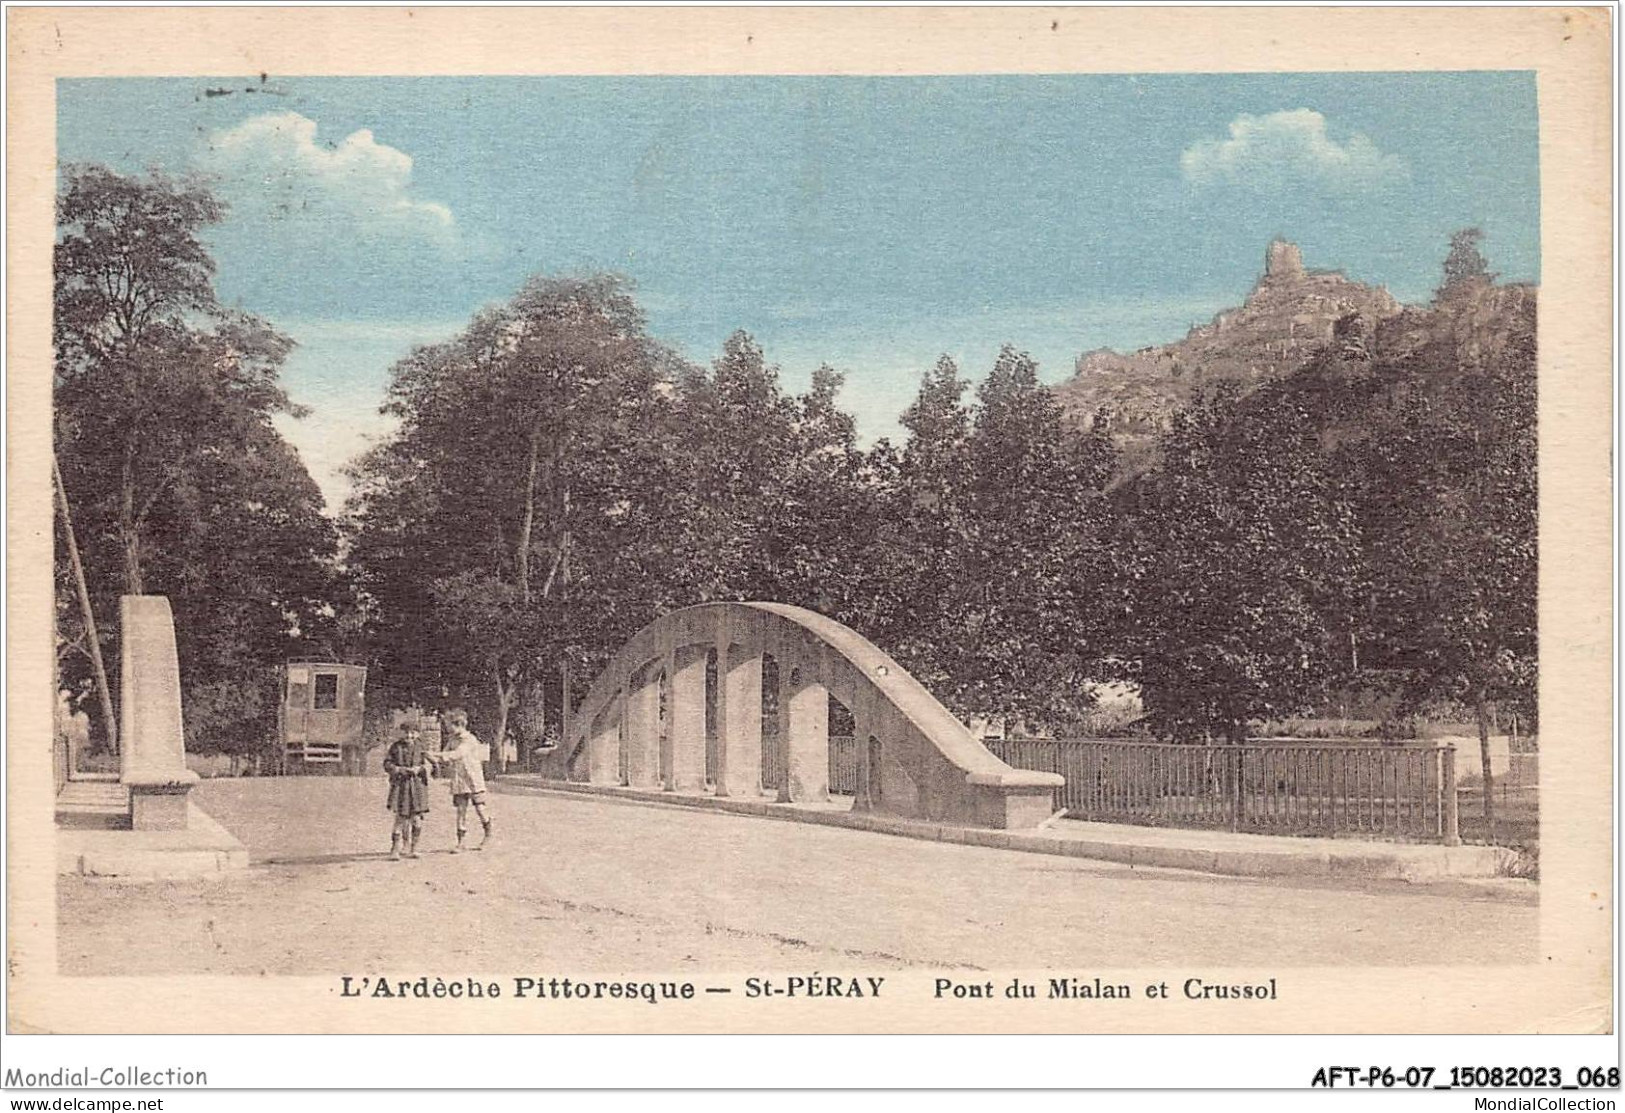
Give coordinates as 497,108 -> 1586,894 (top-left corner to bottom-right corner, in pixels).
4,5 -> 1613,1060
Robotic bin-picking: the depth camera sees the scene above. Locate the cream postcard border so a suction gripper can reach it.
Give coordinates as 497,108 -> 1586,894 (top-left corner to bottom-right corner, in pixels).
5,6 -> 1613,1036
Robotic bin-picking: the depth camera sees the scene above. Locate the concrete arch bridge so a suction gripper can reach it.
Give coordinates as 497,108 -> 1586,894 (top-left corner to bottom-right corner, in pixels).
560,602 -> 1062,829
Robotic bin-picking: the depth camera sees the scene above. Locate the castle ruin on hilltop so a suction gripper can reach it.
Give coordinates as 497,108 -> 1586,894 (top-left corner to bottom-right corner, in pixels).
1054,239 -> 1403,446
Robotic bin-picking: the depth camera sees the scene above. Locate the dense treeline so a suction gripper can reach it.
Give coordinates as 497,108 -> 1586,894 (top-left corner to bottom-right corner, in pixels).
55,168 -> 1536,786
1117,275 -> 1536,763
345,315 -> 1125,758
347,231 -> 1535,778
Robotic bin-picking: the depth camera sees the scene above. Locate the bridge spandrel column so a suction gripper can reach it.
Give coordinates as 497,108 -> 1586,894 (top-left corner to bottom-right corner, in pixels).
782,670 -> 829,804
849,697 -> 879,814
586,691 -> 623,786
624,668 -> 662,789
714,644 -> 763,798
668,645 -> 708,791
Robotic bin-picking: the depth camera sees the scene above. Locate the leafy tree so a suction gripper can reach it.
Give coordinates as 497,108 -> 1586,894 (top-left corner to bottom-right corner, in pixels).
870,356 -> 974,687
1119,383 -> 1361,741
900,354 -> 973,507
756,363 -> 884,623
167,424 -> 345,754
346,275 -> 673,769
1351,281 -> 1536,834
53,165 -> 341,755
881,347 -> 1117,728
56,167 -> 289,593
661,331 -> 802,601
962,347 -> 1113,724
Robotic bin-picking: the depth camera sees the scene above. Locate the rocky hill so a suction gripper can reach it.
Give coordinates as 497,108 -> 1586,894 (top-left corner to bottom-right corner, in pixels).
1054,240 -> 1403,458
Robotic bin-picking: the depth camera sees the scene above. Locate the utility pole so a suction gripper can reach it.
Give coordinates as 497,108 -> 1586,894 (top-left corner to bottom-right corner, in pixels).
561,657 -> 572,764
53,453 -> 118,754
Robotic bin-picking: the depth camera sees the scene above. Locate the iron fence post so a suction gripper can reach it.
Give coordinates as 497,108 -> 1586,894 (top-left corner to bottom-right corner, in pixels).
1230,745 -> 1242,832
1442,744 -> 1461,846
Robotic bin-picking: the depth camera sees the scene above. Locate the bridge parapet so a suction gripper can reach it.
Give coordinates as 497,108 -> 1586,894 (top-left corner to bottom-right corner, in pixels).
563,602 -> 1062,829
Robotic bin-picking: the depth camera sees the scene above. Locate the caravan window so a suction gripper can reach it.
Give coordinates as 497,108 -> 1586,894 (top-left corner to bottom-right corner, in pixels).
314,673 -> 339,710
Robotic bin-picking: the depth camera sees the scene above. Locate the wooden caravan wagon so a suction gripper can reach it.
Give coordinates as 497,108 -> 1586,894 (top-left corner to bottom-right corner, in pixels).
280,661 -> 367,773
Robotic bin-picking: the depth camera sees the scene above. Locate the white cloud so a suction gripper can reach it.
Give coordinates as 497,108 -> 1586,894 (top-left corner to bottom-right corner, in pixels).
270,316 -> 466,513
1180,109 -> 1408,191
204,112 -> 455,246
273,407 -> 398,515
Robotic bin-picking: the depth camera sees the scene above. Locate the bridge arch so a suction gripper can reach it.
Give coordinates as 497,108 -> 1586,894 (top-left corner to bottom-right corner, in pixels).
563,602 -> 1062,829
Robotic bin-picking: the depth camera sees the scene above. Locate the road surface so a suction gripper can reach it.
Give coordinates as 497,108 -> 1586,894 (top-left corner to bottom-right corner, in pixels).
57,777 -> 1535,975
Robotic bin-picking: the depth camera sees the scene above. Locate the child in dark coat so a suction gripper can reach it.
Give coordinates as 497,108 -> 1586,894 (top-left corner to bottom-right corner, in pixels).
384,722 -> 431,860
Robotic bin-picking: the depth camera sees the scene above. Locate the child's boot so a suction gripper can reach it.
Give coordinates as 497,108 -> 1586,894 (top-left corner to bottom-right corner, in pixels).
451,829 -> 465,854
388,833 -> 402,861
478,817 -> 495,849
405,824 -> 421,859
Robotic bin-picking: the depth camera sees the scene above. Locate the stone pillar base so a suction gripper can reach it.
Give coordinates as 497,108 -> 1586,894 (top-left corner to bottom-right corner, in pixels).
782,674 -> 829,803
127,775 -> 199,831
966,773 -> 1062,830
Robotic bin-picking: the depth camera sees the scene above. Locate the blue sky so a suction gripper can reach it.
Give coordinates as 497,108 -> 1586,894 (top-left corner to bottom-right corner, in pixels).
58,73 -> 1540,509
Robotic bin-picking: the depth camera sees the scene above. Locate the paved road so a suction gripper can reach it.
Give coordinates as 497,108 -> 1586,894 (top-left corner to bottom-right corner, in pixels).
58,777 -> 1535,975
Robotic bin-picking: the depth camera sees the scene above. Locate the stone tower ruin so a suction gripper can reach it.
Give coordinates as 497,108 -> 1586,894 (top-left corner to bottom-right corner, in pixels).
1265,239 -> 1305,279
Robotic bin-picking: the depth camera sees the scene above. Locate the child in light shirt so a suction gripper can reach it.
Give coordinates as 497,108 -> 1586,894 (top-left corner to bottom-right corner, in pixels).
426,708 -> 495,852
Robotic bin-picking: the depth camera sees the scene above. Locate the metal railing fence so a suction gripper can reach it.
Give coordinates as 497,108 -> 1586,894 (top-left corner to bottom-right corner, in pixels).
985,737 -> 1460,843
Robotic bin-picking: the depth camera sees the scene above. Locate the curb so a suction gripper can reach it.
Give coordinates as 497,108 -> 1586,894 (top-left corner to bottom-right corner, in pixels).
492,777 -> 1520,890
57,802 -> 250,880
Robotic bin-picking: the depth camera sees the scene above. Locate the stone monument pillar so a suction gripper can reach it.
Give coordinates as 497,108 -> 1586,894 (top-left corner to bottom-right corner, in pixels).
118,596 -> 199,831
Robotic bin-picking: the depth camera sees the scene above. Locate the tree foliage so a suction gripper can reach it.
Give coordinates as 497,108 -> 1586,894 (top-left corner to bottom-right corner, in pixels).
1117,384 -> 1362,740
954,347 -> 1118,723
344,275 -> 670,766
1114,230 -> 1535,754
348,231 -> 1534,765
53,165 -> 341,755
58,188 -> 1534,777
